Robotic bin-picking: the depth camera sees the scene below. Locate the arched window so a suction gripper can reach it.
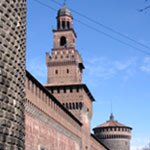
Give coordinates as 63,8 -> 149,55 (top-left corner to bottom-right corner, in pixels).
66,103 -> 68,109
67,21 -> 70,29
60,36 -> 67,46
69,103 -> 72,109
73,103 -> 75,109
55,70 -> 58,74
76,102 -> 79,109
79,102 -> 83,110
67,69 -> 69,74
62,21 -> 65,29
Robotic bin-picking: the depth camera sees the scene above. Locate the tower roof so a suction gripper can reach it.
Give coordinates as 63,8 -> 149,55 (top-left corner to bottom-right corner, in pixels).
93,113 -> 132,129
57,5 -> 72,17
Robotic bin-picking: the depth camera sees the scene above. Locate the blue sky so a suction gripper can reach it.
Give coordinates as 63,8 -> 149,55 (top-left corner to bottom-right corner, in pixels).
26,0 -> 150,149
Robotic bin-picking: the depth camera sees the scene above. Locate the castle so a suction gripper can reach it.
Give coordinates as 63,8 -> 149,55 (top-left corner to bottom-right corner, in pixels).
0,1 -> 132,150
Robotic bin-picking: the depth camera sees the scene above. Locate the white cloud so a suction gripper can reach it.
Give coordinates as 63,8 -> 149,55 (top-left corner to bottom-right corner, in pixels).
140,57 -> 150,73
114,57 -> 137,71
85,56 -> 137,80
131,146 -> 143,150
131,136 -> 150,150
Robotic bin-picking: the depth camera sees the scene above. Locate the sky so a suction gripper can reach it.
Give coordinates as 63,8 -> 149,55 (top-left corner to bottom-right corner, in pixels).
26,0 -> 150,149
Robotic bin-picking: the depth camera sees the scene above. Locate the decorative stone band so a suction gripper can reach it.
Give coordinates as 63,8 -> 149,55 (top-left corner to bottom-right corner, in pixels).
47,60 -> 77,67
25,99 -> 82,145
98,134 -> 131,139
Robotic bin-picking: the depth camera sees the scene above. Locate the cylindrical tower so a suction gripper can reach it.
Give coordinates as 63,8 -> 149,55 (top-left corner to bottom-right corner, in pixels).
93,114 -> 132,150
0,0 -> 26,149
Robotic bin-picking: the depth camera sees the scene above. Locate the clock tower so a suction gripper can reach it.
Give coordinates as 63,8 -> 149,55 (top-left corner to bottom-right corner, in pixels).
45,5 -> 94,150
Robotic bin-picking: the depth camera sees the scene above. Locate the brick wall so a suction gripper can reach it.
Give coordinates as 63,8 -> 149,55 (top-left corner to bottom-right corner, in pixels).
25,102 -> 81,150
25,72 -> 82,150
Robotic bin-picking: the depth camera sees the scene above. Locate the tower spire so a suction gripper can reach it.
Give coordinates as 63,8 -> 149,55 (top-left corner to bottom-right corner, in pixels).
109,113 -> 115,121
63,0 -> 67,5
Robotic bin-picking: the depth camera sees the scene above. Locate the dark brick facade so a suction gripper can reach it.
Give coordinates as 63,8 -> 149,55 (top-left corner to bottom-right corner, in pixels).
0,0 -> 26,149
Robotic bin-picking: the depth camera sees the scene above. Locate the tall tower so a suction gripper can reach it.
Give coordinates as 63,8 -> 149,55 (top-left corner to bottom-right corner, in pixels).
93,114 -> 132,150
46,4 -> 84,85
0,0 -> 26,150
45,4 -> 94,150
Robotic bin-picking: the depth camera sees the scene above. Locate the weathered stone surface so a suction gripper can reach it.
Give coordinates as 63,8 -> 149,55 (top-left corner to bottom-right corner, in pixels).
0,0 -> 26,149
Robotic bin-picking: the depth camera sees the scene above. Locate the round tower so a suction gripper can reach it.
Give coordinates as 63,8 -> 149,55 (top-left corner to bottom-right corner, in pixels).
93,114 -> 132,150
0,0 -> 26,149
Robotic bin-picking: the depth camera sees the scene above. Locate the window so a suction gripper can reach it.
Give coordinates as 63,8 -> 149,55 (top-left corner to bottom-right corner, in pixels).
67,21 -> 70,29
62,21 -> 65,29
55,70 -> 58,74
64,88 -> 66,93
73,103 -> 75,109
69,103 -> 72,109
66,103 -> 68,109
79,102 -> 83,110
67,69 -> 69,74
60,36 -> 67,46
76,103 -> 79,109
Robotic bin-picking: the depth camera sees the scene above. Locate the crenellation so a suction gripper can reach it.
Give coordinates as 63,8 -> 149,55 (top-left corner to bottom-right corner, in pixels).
26,72 -> 82,131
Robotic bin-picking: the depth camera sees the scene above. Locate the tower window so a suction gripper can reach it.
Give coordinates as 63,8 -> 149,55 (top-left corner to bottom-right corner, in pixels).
64,88 -> 66,93
55,70 -> 58,74
60,36 -> 67,46
73,103 -> 75,109
62,21 -> 65,29
79,102 -> 83,110
67,21 -> 70,29
67,69 -> 69,74
69,103 -> 72,109
66,103 -> 68,109
76,103 -> 79,109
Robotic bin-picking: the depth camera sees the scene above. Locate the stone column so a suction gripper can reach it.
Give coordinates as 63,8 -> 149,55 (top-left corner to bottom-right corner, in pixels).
0,0 -> 26,149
